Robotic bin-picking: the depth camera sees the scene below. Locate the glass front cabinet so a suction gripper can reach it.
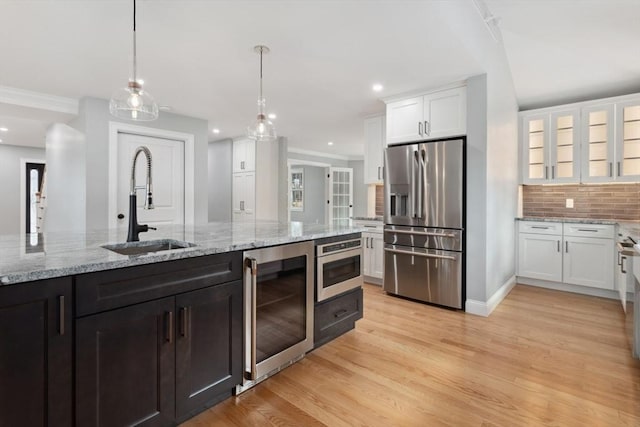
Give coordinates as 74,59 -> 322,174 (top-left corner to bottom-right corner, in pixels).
522,109 -> 580,184
521,94 -> 640,184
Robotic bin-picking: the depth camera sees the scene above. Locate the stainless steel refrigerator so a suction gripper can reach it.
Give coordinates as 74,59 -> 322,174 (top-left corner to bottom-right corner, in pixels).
383,138 -> 465,309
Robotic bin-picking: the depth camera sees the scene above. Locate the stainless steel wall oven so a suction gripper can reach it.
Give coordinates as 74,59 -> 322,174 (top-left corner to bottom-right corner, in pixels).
315,234 -> 363,302
237,241 -> 314,393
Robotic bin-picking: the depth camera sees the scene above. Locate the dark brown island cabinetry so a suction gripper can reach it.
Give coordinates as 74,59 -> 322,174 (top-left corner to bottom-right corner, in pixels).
75,252 -> 243,427
0,277 -> 73,427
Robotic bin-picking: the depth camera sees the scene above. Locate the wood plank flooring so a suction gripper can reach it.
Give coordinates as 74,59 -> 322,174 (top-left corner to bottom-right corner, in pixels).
183,284 -> 640,426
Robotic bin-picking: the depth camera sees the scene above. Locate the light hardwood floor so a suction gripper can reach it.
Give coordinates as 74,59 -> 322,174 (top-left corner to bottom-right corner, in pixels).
183,283 -> 640,426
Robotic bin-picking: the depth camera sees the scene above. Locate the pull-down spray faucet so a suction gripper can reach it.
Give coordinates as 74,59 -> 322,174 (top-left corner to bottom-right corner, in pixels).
127,146 -> 156,242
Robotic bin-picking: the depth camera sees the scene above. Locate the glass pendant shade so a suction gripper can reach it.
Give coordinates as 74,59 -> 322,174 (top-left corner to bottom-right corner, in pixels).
110,81 -> 159,121
247,98 -> 276,141
247,45 -> 276,141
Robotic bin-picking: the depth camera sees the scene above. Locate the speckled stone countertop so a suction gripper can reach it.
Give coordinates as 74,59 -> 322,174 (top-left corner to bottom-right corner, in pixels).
353,216 -> 383,222
0,221 -> 364,286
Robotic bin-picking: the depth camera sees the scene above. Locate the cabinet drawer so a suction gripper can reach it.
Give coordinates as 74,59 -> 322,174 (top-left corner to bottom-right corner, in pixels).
518,221 -> 562,235
76,252 -> 242,316
563,223 -> 614,239
354,220 -> 383,232
314,287 -> 363,347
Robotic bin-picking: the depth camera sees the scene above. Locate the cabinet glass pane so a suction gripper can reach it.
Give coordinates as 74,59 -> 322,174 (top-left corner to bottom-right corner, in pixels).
529,164 -> 544,179
527,119 -> 545,180
554,114 -> 574,179
588,110 -> 610,177
621,106 -> 640,177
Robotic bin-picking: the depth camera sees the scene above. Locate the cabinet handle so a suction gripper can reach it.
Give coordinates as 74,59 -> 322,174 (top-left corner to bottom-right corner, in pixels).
240,201 -> 245,211
418,122 -> 423,136
334,309 -> 348,319
371,238 -> 374,249
621,256 -> 627,274
617,161 -> 621,177
241,160 -> 245,170
365,237 -> 369,248
577,228 -> 598,232
557,240 -> 560,252
179,306 -> 189,338
618,250 -> 622,266
377,166 -> 381,180
248,257 -> 258,380
551,165 -> 555,179
425,121 -> 430,136
545,166 -> 548,179
165,311 -> 173,343
609,162 -> 613,177
565,241 -> 569,253
531,226 -> 549,229
58,295 -> 65,336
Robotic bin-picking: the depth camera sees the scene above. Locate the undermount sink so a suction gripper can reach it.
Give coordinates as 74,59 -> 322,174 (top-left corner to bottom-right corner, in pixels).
102,239 -> 196,256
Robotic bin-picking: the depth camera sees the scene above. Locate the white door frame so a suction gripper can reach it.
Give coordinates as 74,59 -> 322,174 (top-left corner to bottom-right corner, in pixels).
108,122 -> 195,229
19,157 -> 46,235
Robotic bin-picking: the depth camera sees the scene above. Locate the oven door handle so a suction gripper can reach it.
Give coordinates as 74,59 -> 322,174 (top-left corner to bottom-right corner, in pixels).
384,247 -> 457,261
247,257 -> 258,380
387,229 -> 457,238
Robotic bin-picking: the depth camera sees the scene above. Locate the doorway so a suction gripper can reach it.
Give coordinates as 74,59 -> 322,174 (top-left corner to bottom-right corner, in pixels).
25,162 -> 45,234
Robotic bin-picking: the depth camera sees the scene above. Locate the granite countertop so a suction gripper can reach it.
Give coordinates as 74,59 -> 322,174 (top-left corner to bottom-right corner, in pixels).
0,221 -> 364,286
353,216 -> 383,222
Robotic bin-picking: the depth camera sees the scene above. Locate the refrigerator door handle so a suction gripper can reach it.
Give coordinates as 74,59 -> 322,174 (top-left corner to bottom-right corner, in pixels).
414,150 -> 422,219
384,247 -> 456,261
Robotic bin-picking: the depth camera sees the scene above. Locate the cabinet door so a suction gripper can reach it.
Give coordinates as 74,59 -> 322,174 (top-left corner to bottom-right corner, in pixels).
581,104 -> 615,183
370,233 -> 384,279
243,171 -> 256,218
563,237 -> 614,289
615,100 -> 640,181
232,173 -> 245,221
364,116 -> 385,184
362,232 -> 373,276
423,87 -> 466,139
0,278 -> 72,427
521,114 -> 550,184
175,281 -> 242,421
549,109 -> 580,183
386,96 -> 424,144
232,139 -> 256,173
616,249 -> 627,313
517,233 -> 562,281
76,297 -> 175,427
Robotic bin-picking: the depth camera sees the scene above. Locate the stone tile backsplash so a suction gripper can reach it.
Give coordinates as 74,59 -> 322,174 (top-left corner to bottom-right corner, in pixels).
375,185 -> 384,217
522,183 -> 640,220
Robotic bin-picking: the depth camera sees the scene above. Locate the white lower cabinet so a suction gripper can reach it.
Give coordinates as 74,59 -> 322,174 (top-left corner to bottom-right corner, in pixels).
517,221 -> 614,291
363,231 -> 384,280
563,236 -> 614,289
517,233 -> 562,282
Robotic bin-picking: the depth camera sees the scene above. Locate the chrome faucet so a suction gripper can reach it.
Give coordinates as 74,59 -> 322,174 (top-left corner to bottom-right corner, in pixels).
127,146 -> 156,242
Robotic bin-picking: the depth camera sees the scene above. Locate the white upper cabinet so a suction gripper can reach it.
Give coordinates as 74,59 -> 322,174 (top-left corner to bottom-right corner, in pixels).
232,138 -> 256,173
615,100 -> 640,181
521,93 -> 640,184
522,109 -> 580,184
364,115 -> 385,184
581,104 -> 615,183
385,86 -> 466,145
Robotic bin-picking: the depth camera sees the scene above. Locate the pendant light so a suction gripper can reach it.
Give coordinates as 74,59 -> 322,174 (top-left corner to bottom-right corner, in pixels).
247,45 -> 276,141
109,0 -> 158,121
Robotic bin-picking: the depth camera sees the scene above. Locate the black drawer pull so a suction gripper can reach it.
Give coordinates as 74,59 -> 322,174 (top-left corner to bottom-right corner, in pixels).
334,309 -> 349,319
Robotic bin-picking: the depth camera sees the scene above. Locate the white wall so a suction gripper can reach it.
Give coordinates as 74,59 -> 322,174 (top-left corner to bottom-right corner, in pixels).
69,97 -> 209,230
208,139 -> 232,222
437,0 -> 519,310
290,165 -> 326,224
348,160 -> 367,219
45,124 -> 86,233
0,144 -> 45,235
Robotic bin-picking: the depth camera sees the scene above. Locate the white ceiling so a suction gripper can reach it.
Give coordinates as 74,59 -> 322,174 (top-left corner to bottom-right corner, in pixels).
0,1 -> 638,154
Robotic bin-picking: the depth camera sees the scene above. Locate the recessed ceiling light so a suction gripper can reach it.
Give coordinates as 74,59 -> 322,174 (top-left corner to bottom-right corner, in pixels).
268,113 -> 277,120
212,128 -> 220,134
0,139 -> 3,143
0,127 -> 8,132
372,83 -> 384,92
328,141 -> 334,146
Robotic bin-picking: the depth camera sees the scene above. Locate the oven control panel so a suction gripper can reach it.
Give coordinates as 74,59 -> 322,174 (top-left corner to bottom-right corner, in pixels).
320,239 -> 361,255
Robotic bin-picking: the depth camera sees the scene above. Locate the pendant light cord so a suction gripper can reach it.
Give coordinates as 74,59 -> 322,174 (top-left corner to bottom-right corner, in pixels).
259,48 -> 263,105
132,0 -> 137,83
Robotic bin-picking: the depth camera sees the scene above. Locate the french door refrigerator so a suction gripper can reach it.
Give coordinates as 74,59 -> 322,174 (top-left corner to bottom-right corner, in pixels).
383,138 -> 465,309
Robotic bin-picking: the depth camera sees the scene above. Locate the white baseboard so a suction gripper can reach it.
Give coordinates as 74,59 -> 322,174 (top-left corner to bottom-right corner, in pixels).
465,275 -> 516,317
518,276 -> 633,302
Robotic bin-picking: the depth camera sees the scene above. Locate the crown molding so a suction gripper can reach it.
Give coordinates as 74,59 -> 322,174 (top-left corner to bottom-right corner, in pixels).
287,146 -> 363,162
0,86 -> 78,115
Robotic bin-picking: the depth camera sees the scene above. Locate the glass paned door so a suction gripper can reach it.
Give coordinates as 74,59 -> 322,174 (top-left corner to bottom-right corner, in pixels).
522,115 -> 548,183
617,102 -> 640,180
326,167 -> 353,227
582,104 -> 614,182
549,110 -> 580,182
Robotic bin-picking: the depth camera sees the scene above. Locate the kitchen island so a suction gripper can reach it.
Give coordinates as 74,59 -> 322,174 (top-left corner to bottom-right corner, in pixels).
0,221 -> 363,426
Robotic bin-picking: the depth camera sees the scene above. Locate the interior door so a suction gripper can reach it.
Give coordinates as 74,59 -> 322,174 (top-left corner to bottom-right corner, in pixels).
326,167 -> 353,227
117,132 -> 185,228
